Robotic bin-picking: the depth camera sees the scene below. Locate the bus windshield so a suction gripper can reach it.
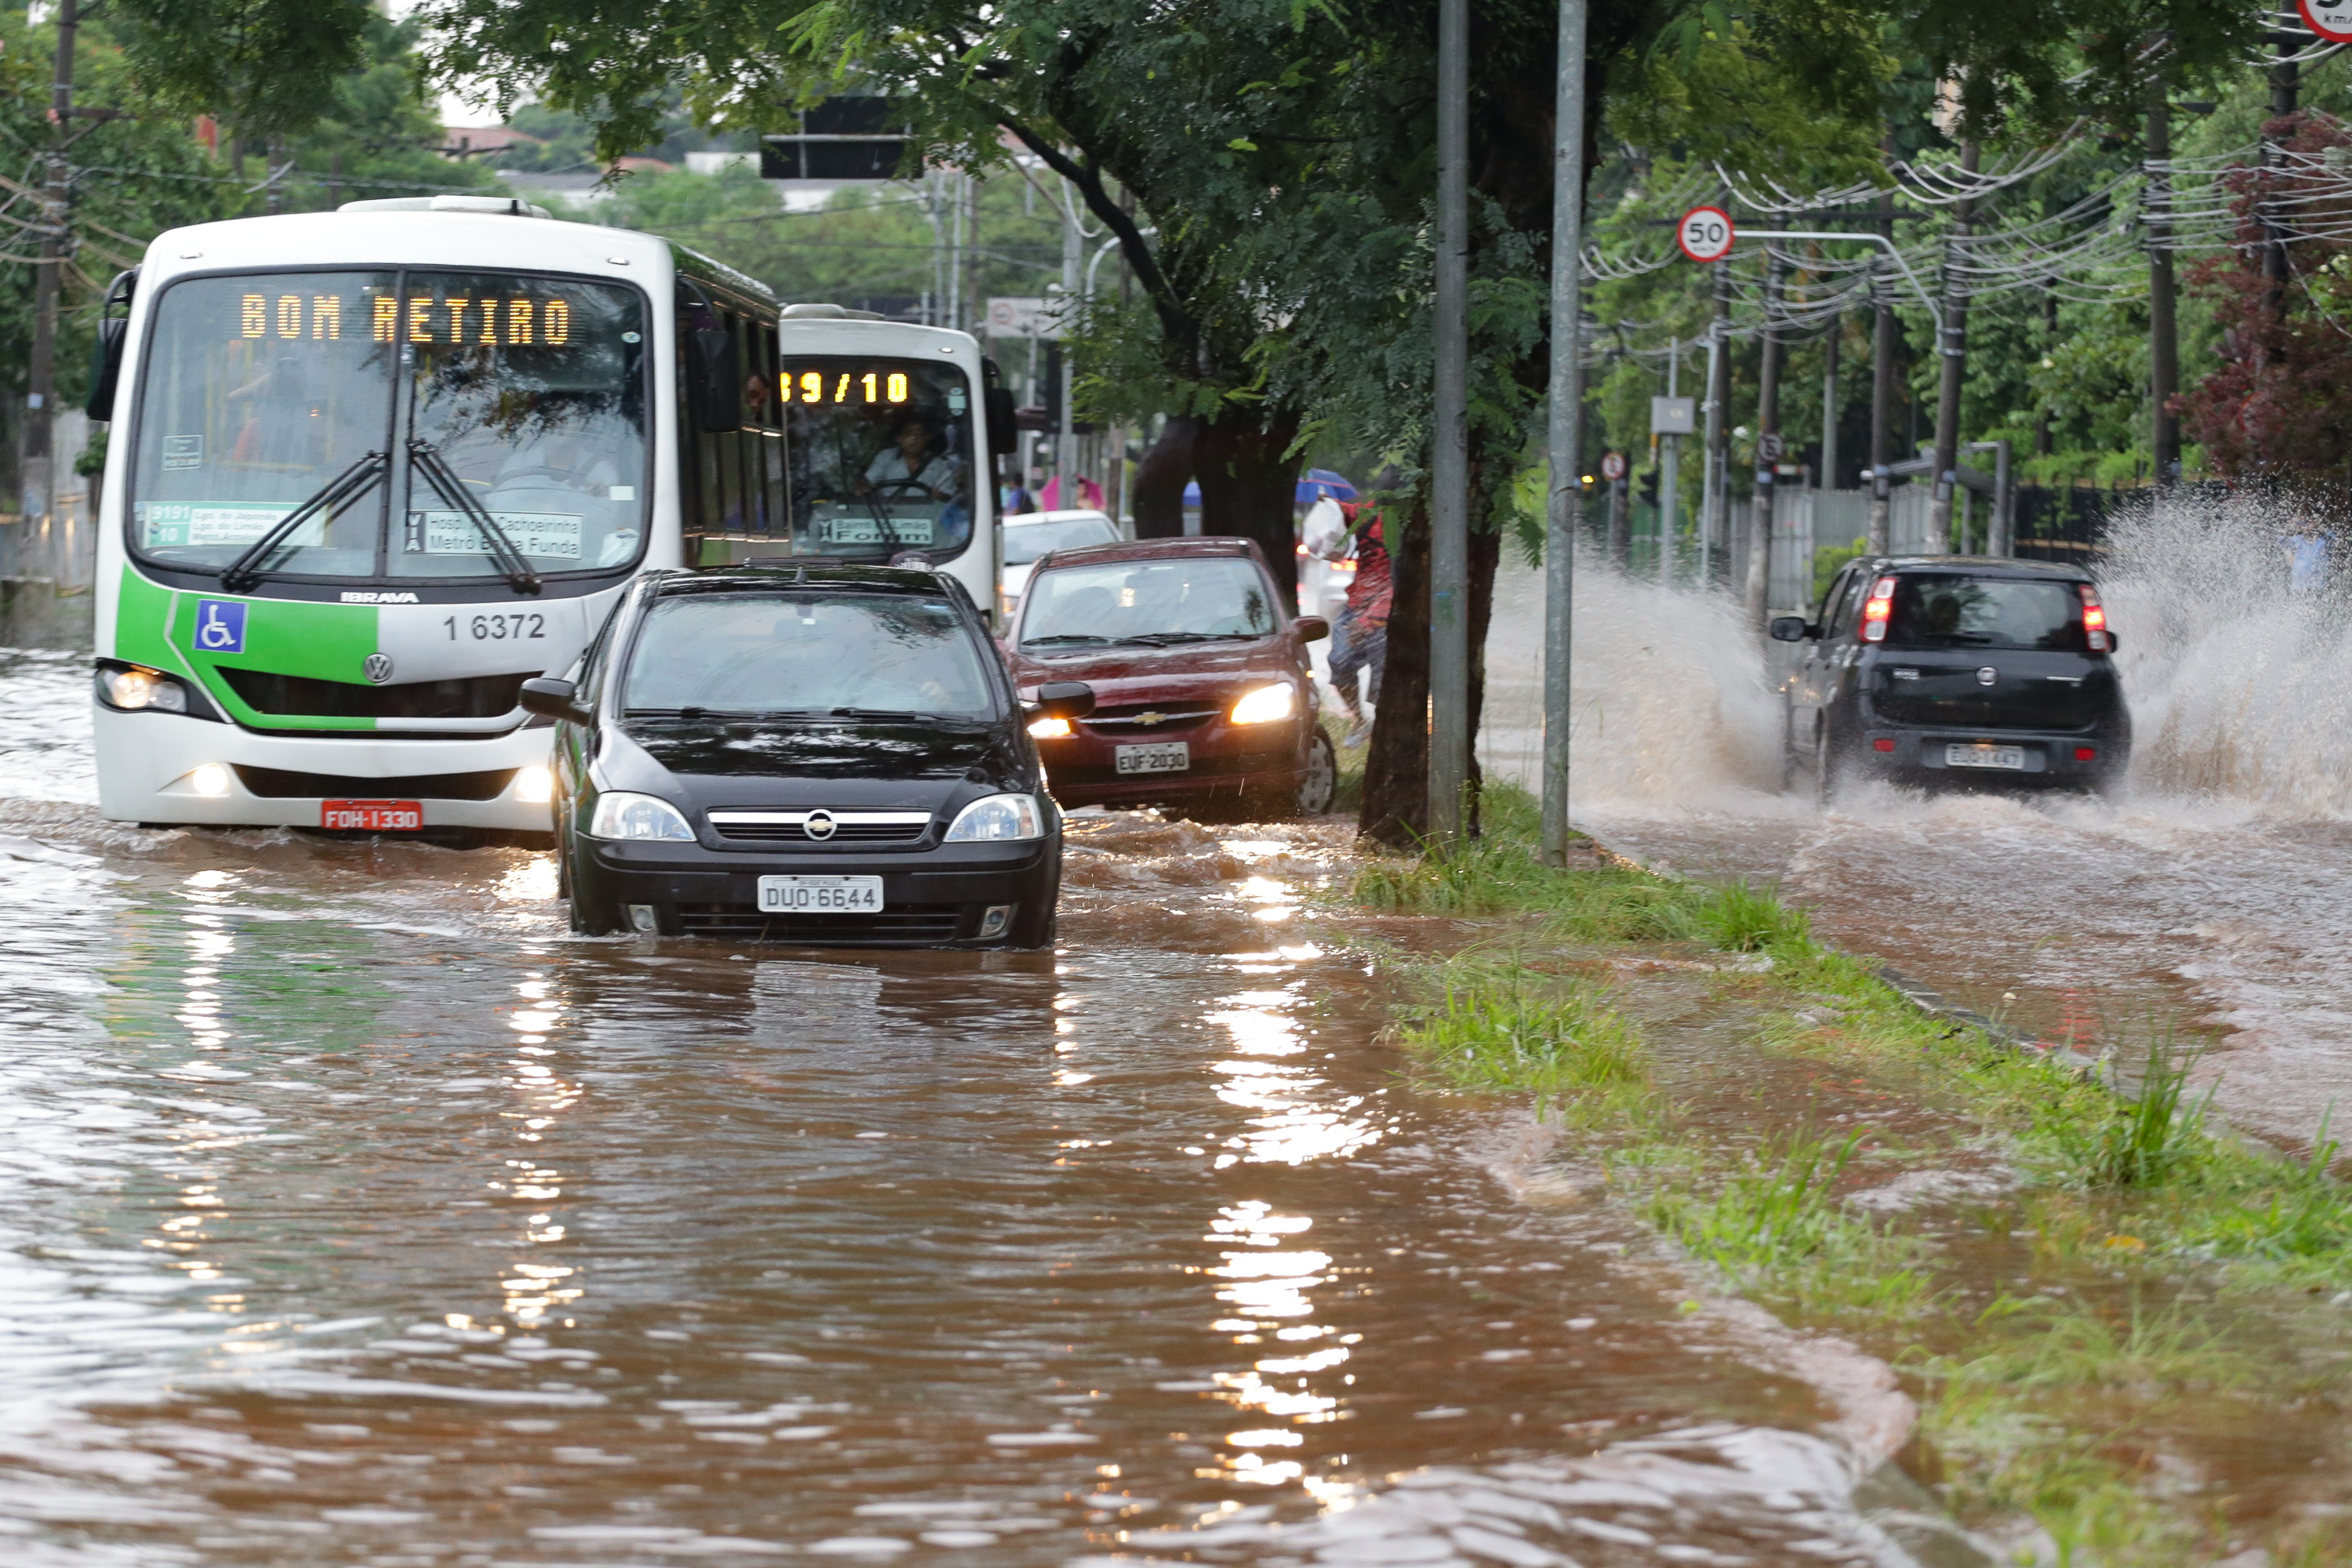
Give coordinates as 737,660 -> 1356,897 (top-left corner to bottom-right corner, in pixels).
783,355 -> 975,562
128,270 -> 649,583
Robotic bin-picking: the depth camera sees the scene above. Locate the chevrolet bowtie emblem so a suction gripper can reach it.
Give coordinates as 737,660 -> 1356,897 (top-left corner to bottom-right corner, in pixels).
1134,711 -> 1168,726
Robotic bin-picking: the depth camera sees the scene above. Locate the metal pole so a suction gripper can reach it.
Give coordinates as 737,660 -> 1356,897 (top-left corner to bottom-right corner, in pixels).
1743,252 -> 1785,627
1926,140 -> 1978,551
1430,0 -> 1472,842
1700,280 -> 1725,586
2146,53 -> 2180,485
22,0 -> 77,526
1659,339 -> 1679,586
1058,179 -> 1080,506
1820,312 -> 1840,492
1539,0 -> 1588,865
1867,171 -> 1893,555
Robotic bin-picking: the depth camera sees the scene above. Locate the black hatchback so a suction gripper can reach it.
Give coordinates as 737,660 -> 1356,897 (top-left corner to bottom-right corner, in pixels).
521,564 -> 1092,947
1773,557 -> 2129,799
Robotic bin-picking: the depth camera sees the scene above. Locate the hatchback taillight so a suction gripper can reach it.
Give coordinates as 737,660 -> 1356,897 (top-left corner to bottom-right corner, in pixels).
1860,575 -> 1896,643
2079,583 -> 2109,652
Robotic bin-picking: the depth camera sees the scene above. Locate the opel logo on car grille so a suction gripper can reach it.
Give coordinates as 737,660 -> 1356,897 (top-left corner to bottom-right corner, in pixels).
1976,666 -> 1998,686
363,653 -> 395,684
803,808 -> 837,840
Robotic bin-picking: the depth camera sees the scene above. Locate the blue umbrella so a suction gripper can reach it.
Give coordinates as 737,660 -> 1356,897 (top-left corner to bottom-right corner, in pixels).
1179,469 -> 1359,507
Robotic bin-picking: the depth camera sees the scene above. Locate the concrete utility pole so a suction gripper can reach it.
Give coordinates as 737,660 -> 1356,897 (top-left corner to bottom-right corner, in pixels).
1540,0 -> 1588,866
1926,139 -> 1979,551
1701,258 -> 1729,583
1820,312 -> 1840,493
1428,0 -> 1471,841
22,0 -> 78,524
2261,33 -> 2299,352
1742,252 -> 1785,627
1867,170 -> 1895,554
2147,51 -> 2180,484
1058,180 -> 1080,504
1658,340 -> 1679,586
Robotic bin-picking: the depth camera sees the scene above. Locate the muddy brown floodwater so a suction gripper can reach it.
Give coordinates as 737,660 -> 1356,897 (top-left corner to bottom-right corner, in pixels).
0,650 -> 1954,1566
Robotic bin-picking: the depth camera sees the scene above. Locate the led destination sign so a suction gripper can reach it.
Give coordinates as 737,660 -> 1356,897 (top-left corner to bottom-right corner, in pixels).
786,365 -> 913,405
234,289 -> 581,347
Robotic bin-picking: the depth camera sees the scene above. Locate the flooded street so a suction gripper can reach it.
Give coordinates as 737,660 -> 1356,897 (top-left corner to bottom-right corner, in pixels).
0,651 -> 1934,1564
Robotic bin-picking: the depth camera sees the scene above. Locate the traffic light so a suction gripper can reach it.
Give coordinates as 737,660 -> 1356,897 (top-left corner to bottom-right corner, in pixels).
1639,468 -> 1660,507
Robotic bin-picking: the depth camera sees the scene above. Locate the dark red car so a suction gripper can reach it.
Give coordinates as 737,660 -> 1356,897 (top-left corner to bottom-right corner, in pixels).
1004,537 -> 1338,818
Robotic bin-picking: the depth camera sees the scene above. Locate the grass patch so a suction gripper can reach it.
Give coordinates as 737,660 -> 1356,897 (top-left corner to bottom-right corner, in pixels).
1351,780 -> 2352,1557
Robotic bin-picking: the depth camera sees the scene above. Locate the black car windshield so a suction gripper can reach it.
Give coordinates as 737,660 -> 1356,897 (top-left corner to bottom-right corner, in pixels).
622,592 -> 996,720
1888,574 -> 2087,650
1020,557 -> 1276,645
1004,513 -> 1118,565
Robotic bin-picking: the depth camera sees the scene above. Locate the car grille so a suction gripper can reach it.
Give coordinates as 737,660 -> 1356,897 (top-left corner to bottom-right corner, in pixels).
673,902 -> 966,944
233,764 -> 517,801
1082,702 -> 1223,736
216,666 -> 535,720
705,810 -> 932,844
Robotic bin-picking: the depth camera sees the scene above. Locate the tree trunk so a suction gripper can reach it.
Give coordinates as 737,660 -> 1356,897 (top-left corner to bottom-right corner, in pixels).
1464,522 -> 1501,837
1193,408 -> 1303,605
1360,495 -> 1430,848
1131,415 -> 1197,539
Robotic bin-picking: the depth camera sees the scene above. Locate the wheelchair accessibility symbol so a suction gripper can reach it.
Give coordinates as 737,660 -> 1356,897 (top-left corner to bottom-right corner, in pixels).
192,599 -> 246,655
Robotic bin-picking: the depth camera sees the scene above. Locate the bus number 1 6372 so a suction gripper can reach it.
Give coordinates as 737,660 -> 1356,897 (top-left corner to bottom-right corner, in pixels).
445,614 -> 547,641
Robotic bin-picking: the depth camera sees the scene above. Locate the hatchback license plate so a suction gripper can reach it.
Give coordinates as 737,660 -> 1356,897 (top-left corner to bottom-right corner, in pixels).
322,800 -> 423,831
757,876 -> 884,914
1946,743 -> 2027,771
1115,741 -> 1191,775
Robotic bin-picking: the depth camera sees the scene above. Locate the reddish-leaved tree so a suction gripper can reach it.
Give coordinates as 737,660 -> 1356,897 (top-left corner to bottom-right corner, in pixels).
2181,113 -> 2352,485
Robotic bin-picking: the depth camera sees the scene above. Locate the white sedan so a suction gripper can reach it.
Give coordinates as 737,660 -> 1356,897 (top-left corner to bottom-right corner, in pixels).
1000,508 -> 1121,618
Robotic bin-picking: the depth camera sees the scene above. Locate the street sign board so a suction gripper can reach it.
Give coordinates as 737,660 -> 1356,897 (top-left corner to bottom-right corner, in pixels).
984,297 -> 1064,339
2303,0 -> 2352,43
1600,452 -> 1628,481
1758,433 -> 1785,462
1676,206 -> 1735,264
1650,395 -> 1697,436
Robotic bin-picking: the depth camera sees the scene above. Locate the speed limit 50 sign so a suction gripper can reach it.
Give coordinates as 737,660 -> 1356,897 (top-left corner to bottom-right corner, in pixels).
1676,206 -> 1735,264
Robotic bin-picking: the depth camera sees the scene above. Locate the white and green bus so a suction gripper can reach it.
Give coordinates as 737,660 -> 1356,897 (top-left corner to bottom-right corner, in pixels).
89,195 -> 1005,833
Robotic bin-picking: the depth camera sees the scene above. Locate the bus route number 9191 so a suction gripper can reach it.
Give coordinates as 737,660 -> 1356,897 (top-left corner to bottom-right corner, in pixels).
444,614 -> 547,641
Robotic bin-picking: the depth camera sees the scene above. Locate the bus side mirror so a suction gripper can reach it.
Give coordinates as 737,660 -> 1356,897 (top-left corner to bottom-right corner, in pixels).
985,386 -> 1018,456
86,318 -> 126,421
688,326 -> 742,434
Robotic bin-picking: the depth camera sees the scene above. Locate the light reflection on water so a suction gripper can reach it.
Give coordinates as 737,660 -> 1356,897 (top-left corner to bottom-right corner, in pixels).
0,651 -> 1921,1563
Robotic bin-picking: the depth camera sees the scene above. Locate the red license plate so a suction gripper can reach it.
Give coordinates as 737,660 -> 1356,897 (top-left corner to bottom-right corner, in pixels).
321,800 -> 423,831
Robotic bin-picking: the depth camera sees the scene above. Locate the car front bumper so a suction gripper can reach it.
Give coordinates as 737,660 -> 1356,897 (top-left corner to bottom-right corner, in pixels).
1036,720 -> 1301,808
93,706 -> 558,832
572,836 -> 1059,945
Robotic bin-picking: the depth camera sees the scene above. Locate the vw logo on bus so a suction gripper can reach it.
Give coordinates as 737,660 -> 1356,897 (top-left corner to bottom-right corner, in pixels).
803,808 -> 837,841
363,653 -> 396,684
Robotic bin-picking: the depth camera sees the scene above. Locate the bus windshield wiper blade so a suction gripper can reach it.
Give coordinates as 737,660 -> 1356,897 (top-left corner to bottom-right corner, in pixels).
406,438 -> 543,593
217,450 -> 387,592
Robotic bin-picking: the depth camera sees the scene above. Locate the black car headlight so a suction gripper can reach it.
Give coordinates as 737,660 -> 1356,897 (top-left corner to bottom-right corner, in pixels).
944,793 -> 1045,842
95,662 -> 210,717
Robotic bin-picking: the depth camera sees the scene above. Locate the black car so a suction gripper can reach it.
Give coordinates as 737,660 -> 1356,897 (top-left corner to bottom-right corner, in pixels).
521,564 -> 1093,947
1772,556 -> 2129,799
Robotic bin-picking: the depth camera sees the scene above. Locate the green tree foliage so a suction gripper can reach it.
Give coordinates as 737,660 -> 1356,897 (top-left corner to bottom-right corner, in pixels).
110,0 -> 374,143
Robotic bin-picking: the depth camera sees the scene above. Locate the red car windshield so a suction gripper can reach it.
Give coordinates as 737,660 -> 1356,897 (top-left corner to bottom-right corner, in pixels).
1020,557 -> 1277,647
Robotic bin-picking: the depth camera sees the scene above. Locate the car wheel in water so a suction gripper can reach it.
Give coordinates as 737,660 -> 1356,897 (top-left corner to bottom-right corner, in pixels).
1813,724 -> 1846,808
1010,898 -> 1058,949
1297,728 -> 1339,816
561,840 -> 619,935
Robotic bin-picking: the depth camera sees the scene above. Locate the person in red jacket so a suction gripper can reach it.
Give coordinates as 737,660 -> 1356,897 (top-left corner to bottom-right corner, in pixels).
1322,500 -> 1392,747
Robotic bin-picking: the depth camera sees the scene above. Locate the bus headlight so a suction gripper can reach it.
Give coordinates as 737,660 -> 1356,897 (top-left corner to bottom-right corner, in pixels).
944,793 -> 1044,842
189,764 -> 231,797
516,765 -> 554,804
1229,682 -> 1296,725
588,790 -> 695,840
96,665 -> 189,713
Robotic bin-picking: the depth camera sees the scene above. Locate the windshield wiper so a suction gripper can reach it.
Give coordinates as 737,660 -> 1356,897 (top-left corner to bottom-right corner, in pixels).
1119,630 -> 1258,646
217,450 -> 388,592
406,438 -> 543,593
828,706 -> 949,720
1022,634 -> 1115,646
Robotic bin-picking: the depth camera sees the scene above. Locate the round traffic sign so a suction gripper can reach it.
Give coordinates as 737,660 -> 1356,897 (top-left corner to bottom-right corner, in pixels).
1600,451 -> 1628,481
2303,0 -> 2352,43
1676,205 -> 1735,264
1758,432 -> 1785,462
